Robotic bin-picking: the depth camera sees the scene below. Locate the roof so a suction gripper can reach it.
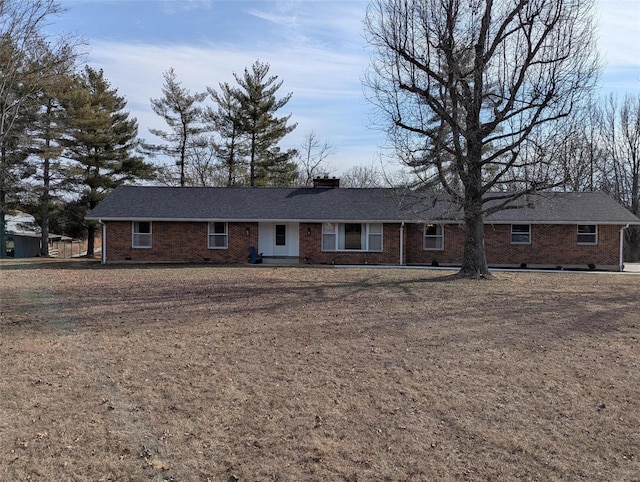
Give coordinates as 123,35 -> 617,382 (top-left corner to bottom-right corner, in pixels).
86,186 -> 405,222
5,212 -> 42,236
85,186 -> 640,225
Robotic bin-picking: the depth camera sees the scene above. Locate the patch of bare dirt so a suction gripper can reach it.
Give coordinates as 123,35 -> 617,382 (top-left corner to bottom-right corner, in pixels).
1,259 -> 639,480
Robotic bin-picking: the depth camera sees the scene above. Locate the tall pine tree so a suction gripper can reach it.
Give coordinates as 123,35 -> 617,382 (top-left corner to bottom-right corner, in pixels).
205,82 -> 248,186
147,68 -> 207,187
63,66 -> 154,256
233,60 -> 298,187
27,49 -> 76,256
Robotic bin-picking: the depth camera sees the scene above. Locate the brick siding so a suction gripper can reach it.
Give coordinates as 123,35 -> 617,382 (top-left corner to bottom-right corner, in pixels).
405,223 -> 621,268
104,221 -> 622,269
104,221 -> 258,263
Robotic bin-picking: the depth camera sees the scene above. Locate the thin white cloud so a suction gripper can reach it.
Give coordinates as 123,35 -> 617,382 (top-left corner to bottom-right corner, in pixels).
158,0 -> 214,14
596,0 -> 640,68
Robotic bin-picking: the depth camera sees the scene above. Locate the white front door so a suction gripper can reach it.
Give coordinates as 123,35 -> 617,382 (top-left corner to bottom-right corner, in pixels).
258,222 -> 300,257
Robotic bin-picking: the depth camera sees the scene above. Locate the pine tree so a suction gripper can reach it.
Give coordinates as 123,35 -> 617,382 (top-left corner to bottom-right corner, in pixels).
27,51 -> 76,256
205,82 -> 248,186
147,68 -> 207,187
63,66 -> 154,256
0,0 -> 78,257
233,60 -> 298,187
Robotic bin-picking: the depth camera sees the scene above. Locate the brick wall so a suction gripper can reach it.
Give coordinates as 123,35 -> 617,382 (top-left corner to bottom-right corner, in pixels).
406,223 -> 621,268
104,221 -> 258,263
104,220 -> 622,268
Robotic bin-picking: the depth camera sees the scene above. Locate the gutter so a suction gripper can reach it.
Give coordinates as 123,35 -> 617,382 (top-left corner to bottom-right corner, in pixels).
100,221 -> 106,264
620,224 -> 629,271
399,221 -> 405,266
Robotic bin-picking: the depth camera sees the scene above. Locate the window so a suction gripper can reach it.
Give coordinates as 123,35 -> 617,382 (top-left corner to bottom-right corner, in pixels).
322,223 -> 383,252
132,221 -> 152,248
577,225 -> 597,245
424,224 -> 444,250
275,224 -> 286,246
341,223 -> 362,250
511,224 -> 531,244
208,222 -> 228,249
368,223 -> 383,252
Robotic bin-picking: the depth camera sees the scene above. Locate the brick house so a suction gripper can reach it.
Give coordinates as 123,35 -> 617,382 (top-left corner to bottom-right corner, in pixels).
86,181 -> 640,270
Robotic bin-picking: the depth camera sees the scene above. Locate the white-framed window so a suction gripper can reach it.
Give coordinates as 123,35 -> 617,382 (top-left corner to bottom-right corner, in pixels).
132,221 -> 152,248
208,222 -> 228,249
322,222 -> 383,252
424,224 -> 444,250
511,224 -> 531,244
577,225 -> 597,245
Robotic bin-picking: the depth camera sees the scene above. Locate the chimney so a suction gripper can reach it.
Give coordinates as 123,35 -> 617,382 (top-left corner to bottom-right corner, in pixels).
313,174 -> 340,188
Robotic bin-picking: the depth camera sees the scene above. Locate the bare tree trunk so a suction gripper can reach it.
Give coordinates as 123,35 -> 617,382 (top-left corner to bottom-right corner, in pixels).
0,190 -> 5,258
40,148 -> 50,256
460,160 -> 491,278
86,222 -> 95,257
460,204 -> 490,278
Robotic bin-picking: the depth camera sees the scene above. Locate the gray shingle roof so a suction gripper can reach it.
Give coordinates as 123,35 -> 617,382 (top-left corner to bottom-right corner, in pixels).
86,186 -> 640,225
86,186 -> 405,222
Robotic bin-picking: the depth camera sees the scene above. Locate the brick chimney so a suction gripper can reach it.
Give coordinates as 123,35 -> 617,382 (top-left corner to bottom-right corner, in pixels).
313,174 -> 340,188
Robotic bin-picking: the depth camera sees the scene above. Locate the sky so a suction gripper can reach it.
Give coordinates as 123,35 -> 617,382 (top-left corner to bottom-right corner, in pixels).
46,0 -> 639,175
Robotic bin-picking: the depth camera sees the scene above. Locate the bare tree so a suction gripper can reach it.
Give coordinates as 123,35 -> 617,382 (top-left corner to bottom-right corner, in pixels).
600,93 -> 640,261
0,0 -> 81,258
184,135 -> 229,187
552,102 -> 605,192
341,163 -> 383,188
296,131 -> 335,186
365,0 -> 600,277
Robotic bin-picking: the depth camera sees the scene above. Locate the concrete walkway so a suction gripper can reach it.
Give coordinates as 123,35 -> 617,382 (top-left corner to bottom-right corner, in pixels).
624,263 -> 640,273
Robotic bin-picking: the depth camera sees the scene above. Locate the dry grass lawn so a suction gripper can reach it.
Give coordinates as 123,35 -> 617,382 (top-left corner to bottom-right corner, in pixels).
0,259 -> 639,481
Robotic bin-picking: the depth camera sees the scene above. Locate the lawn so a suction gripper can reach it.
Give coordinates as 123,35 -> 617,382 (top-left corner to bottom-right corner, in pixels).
0,259 -> 639,481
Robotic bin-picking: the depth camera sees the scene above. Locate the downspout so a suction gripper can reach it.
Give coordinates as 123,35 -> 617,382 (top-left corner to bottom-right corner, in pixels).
399,222 -> 405,266
100,221 -> 106,264
619,224 -> 629,271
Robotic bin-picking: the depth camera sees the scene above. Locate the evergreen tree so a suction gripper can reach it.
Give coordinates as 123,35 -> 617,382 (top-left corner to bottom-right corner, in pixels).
233,60 -> 298,187
205,82 -> 248,186
63,66 -> 154,256
26,50 -> 76,256
147,68 -> 207,187
0,36 -> 34,256
0,0 -> 78,257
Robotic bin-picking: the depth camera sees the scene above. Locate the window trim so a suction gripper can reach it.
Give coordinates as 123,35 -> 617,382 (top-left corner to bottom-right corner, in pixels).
423,223 -> 444,251
208,222 -> 229,249
510,224 -> 531,245
322,222 -> 383,252
577,224 -> 598,245
132,221 -> 152,248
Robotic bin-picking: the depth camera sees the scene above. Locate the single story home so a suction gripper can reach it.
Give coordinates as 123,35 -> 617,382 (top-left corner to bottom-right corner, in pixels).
86,180 -> 640,271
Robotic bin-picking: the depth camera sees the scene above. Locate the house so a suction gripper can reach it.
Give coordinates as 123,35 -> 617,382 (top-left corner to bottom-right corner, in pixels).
5,212 -> 42,258
85,181 -> 640,270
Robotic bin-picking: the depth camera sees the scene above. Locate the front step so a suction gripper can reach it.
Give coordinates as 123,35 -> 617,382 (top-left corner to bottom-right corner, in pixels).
261,256 -> 300,265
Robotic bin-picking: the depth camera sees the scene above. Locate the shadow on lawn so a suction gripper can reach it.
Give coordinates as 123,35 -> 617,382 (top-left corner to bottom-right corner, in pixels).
0,258 -> 103,270
2,260 -> 636,347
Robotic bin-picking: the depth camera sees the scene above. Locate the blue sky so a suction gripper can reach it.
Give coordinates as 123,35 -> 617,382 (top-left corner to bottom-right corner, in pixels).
49,0 -> 639,175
